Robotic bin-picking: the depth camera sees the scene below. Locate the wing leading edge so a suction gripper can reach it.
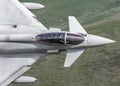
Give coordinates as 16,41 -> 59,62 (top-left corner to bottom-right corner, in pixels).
0,0 -> 47,30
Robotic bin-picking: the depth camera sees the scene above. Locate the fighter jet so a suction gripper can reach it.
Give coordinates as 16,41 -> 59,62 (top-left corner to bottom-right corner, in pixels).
0,0 -> 116,86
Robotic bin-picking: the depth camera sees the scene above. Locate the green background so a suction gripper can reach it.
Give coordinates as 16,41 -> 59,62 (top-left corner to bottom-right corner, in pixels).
10,0 -> 120,86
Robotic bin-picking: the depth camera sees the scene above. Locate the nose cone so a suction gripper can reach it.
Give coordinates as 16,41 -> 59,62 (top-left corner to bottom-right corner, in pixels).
87,34 -> 116,46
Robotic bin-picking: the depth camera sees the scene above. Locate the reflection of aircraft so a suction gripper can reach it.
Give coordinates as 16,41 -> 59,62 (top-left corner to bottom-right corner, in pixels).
0,0 -> 116,86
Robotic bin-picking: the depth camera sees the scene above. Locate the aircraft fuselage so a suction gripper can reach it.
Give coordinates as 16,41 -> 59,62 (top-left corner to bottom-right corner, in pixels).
0,25 -> 84,54
0,25 -> 115,54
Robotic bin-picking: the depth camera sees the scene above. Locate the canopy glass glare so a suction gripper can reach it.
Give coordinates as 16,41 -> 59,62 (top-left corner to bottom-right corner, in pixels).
36,32 -> 84,45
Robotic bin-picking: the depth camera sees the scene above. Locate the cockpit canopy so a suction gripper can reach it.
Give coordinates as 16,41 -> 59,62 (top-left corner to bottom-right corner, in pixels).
36,32 -> 84,45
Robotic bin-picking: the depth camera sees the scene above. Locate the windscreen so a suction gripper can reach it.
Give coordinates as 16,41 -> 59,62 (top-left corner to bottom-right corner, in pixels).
66,33 -> 84,45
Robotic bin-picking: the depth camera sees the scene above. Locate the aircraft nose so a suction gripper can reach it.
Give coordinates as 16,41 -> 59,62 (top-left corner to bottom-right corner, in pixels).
87,34 -> 116,46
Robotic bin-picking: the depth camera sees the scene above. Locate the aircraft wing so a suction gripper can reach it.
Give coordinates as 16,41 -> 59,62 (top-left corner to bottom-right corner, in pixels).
64,49 -> 85,67
0,53 -> 46,86
68,16 -> 87,35
0,0 -> 47,30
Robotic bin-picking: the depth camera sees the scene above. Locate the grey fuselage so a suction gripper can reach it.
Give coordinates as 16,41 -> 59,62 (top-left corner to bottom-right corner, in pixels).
0,24 -> 112,55
0,25 -> 81,54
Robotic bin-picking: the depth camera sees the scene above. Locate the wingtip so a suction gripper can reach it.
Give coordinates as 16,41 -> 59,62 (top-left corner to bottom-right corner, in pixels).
64,64 -> 71,67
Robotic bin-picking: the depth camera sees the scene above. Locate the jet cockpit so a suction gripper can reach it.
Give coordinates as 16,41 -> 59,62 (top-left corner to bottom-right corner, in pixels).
36,32 -> 84,45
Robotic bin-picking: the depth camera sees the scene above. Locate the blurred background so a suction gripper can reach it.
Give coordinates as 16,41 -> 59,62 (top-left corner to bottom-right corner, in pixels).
11,0 -> 120,86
